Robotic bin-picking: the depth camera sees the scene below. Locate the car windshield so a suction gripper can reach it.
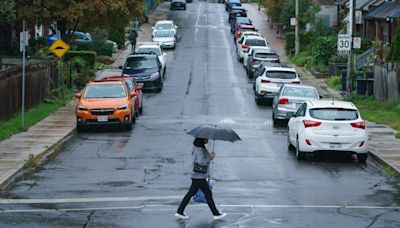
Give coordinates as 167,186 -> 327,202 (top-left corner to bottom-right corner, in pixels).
155,30 -> 174,37
282,87 -> 318,98
255,53 -> 278,58
236,17 -> 251,24
266,70 -> 296,79
245,39 -> 266,46
155,23 -> 173,30
83,84 -> 126,98
309,108 -> 359,121
124,57 -> 158,71
136,47 -> 161,56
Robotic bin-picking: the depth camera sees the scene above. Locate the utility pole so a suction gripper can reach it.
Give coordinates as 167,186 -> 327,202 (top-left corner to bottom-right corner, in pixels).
295,0 -> 300,55
346,0 -> 354,95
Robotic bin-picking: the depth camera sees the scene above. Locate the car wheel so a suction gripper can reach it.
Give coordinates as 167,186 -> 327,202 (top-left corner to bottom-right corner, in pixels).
255,94 -> 262,106
296,137 -> 306,160
272,114 -> 279,127
287,131 -> 294,150
139,102 -> 143,115
77,124 -> 85,133
357,154 -> 368,163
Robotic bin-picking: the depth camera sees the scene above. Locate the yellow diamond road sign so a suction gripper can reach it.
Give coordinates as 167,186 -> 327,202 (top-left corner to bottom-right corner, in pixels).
49,39 -> 70,59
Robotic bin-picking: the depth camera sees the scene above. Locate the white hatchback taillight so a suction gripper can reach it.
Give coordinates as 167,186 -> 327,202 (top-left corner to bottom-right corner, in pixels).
351,121 -> 365,129
302,120 -> 321,128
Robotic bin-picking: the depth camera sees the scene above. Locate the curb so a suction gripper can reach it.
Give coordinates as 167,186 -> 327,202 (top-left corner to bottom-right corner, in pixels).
0,127 -> 76,192
368,149 -> 400,178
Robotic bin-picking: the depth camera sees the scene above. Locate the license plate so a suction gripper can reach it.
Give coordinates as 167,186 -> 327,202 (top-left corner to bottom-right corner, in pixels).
330,143 -> 342,149
97,116 -> 108,122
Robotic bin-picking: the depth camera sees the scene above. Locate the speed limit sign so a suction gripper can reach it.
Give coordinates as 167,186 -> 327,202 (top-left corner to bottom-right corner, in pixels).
338,34 -> 352,51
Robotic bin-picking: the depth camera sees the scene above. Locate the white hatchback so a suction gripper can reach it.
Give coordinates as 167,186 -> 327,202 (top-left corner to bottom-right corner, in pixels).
152,20 -> 178,37
287,100 -> 369,162
254,64 -> 300,105
236,36 -> 268,62
136,43 -> 167,75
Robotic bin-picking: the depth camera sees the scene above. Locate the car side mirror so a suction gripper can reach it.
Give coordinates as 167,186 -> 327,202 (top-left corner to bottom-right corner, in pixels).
287,112 -> 295,118
130,91 -> 137,97
119,66 -> 123,69
75,93 -> 82,99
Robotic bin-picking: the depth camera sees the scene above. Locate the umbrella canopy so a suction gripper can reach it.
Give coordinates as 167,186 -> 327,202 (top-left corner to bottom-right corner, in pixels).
188,124 -> 241,142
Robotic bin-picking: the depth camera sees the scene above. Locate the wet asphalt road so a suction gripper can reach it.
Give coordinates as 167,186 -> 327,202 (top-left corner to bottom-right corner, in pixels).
1,1 -> 400,228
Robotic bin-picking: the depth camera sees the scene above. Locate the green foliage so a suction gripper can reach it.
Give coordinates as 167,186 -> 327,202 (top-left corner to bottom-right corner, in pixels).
311,36 -> 337,65
0,0 -> 16,26
70,40 -> 113,57
97,42 -> 114,57
291,52 -> 314,67
280,0 -> 316,28
326,75 -> 341,90
387,20 -> 400,61
109,25 -> 126,49
64,51 -> 97,69
311,63 -> 327,73
285,31 -> 313,55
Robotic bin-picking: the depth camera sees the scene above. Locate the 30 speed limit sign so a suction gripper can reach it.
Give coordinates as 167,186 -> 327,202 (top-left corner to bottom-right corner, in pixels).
337,34 -> 352,51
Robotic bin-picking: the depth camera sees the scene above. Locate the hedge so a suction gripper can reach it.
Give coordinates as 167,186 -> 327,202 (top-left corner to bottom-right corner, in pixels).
70,40 -> 113,57
63,51 -> 97,69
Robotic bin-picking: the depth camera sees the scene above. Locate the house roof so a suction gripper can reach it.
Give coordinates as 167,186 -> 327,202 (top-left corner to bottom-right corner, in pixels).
365,1 -> 400,20
360,0 -> 385,11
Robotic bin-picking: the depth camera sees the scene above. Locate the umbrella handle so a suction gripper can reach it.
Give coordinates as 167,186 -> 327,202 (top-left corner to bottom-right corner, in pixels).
212,139 -> 215,152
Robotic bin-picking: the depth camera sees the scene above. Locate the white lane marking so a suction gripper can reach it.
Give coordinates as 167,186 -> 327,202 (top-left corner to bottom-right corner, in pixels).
194,3 -> 203,43
219,117 -> 236,124
0,195 -> 182,204
1,204 -> 400,213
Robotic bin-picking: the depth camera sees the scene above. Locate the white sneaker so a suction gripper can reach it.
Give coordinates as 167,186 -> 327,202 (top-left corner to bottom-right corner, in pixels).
213,213 -> 227,220
175,212 -> 189,220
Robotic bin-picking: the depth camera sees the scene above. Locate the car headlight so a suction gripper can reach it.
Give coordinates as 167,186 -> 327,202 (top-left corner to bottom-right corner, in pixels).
78,106 -> 88,111
150,72 -> 160,79
118,104 -> 128,110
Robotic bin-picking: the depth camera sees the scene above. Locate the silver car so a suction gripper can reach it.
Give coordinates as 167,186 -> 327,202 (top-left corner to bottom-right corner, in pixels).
272,84 -> 320,126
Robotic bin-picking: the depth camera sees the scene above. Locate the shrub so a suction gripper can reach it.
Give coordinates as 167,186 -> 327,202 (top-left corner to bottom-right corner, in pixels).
326,75 -> 341,90
64,51 -> 97,69
70,40 -> 113,57
291,52 -> 314,67
96,55 -> 114,65
96,42 -> 114,56
285,31 -> 313,55
311,36 -> 337,65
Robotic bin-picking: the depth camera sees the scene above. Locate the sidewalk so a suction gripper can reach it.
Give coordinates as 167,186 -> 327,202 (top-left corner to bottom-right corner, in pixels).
247,3 -> 400,175
0,4 -> 169,191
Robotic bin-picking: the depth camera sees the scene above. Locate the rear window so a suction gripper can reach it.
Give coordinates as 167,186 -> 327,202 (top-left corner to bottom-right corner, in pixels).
236,17 -> 251,24
84,84 -> 126,98
282,87 -> 318,98
245,39 -> 266,46
309,108 -> 359,120
136,47 -> 161,56
123,57 -> 158,72
255,53 -> 278,58
266,70 -> 296,79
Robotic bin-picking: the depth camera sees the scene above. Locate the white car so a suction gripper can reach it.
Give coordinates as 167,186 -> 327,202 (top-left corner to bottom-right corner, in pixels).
152,20 -> 178,37
287,100 -> 369,162
135,43 -> 167,76
152,30 -> 176,49
243,46 -> 271,68
235,31 -> 261,45
254,64 -> 300,105
236,36 -> 268,62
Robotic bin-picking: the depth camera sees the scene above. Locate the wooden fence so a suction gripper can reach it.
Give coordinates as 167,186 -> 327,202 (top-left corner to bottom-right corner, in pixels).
374,62 -> 400,101
0,60 -> 58,120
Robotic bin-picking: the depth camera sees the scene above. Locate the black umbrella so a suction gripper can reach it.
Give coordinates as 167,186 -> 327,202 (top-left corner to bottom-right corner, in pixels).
188,124 -> 241,151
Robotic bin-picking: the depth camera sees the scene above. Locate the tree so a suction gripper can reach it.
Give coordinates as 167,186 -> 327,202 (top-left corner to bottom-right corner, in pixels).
387,21 -> 400,61
15,0 -> 144,41
280,0 -> 318,28
263,0 -> 285,21
0,0 -> 16,26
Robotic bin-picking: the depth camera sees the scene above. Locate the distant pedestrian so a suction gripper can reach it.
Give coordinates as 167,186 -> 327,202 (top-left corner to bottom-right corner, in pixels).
128,29 -> 138,53
175,138 -> 227,220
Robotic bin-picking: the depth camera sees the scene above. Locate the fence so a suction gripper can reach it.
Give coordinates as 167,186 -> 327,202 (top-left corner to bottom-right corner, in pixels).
374,62 -> 399,101
0,60 -> 58,120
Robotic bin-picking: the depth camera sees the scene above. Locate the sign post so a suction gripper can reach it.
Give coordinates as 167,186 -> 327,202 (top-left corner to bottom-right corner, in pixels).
20,20 -> 29,130
49,39 -> 70,105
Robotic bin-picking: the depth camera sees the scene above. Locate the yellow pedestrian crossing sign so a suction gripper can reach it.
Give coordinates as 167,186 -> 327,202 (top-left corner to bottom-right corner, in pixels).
49,39 -> 70,59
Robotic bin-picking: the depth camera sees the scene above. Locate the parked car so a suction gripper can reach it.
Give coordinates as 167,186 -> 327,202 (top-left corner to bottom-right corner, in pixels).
272,84 -> 320,125
152,30 -> 176,49
245,49 -> 280,78
75,79 -> 137,131
152,20 -> 178,37
135,43 -> 167,76
233,25 -> 258,42
121,54 -> 164,92
228,6 -> 247,23
236,35 -> 267,62
171,0 -> 186,10
231,17 -> 252,33
243,46 -> 271,69
254,64 -> 300,105
102,76 -> 143,116
186,0 -> 193,2
225,0 -> 241,12
287,100 -> 369,162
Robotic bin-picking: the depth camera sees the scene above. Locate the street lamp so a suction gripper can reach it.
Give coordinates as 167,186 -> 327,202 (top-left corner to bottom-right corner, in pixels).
295,0 -> 299,55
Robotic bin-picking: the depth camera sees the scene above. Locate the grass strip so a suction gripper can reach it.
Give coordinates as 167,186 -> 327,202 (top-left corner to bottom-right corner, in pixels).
0,99 -> 65,142
348,96 -> 400,138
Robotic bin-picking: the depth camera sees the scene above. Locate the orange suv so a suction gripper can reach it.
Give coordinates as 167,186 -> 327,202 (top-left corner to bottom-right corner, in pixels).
75,80 -> 137,132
